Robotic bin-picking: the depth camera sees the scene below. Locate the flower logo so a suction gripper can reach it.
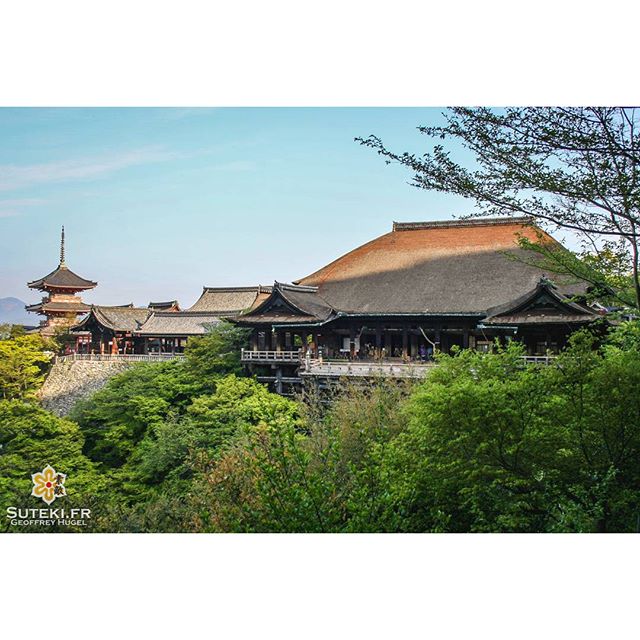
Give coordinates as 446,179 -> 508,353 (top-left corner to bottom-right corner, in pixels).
31,465 -> 66,505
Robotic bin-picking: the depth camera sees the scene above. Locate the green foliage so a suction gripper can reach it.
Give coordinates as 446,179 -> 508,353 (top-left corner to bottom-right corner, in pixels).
184,321 -> 251,384
91,375 -> 300,532
516,232 -> 636,308
188,326 -> 640,533
5,315 -> 640,533
190,380 -> 412,532
0,400 -> 100,532
375,330 -> 640,532
71,360 -> 203,467
0,324 -> 26,340
0,334 -> 53,401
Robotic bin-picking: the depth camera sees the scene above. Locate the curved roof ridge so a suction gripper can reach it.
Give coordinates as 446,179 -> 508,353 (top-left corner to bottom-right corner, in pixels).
392,216 -> 533,231
202,285 -> 272,293
275,281 -> 318,293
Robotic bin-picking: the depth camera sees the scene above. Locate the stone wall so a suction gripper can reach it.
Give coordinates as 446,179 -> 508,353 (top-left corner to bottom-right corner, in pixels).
39,359 -> 136,416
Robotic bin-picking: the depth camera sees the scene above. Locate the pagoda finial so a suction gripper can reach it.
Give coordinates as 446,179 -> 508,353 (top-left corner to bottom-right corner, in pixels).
60,226 -> 66,266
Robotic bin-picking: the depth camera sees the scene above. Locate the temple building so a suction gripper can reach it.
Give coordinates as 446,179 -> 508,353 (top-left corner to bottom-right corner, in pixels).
70,286 -> 269,354
72,304 -> 151,354
26,227 -> 97,335
58,216 -> 606,390
235,217 -> 605,392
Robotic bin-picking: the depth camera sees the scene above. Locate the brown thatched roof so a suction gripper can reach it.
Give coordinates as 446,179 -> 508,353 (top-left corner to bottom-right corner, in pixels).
136,311 -> 222,336
148,300 -> 180,311
188,286 -> 272,314
293,218 -> 589,315
74,305 -> 150,332
28,265 -> 97,291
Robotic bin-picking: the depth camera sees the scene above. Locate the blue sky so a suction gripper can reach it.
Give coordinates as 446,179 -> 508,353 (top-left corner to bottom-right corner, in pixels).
0,108 -> 475,307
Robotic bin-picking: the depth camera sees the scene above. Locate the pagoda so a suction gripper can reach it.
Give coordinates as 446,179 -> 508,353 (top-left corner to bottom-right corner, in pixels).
26,227 -> 97,335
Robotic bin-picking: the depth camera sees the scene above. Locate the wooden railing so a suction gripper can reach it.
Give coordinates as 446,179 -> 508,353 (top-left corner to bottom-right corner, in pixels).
521,355 -> 557,365
241,349 -> 302,363
55,353 -> 185,363
302,360 -> 434,378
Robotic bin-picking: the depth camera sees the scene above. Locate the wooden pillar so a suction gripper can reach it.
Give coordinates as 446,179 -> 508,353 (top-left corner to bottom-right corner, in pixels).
463,330 -> 469,349
349,325 -> 356,359
402,327 -> 408,358
375,325 -> 382,358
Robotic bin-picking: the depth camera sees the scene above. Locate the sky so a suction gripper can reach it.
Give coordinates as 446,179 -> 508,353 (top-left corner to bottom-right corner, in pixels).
0,108 -> 476,308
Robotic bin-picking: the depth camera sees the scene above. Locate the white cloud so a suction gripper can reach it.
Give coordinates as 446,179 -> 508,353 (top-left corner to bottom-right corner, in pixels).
0,197 -> 46,217
0,147 -> 177,192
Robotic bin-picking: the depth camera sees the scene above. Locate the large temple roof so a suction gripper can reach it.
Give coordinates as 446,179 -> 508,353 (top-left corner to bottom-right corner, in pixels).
188,285 -> 272,314
293,217 -> 589,315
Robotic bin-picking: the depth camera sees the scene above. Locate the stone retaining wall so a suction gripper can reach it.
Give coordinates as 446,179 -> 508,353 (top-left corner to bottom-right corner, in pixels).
39,359 -> 137,416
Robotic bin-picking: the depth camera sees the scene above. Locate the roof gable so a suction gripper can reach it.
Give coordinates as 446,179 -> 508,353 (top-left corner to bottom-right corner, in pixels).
188,286 -> 272,313
483,279 -> 600,325
74,305 -> 150,332
238,282 -> 334,325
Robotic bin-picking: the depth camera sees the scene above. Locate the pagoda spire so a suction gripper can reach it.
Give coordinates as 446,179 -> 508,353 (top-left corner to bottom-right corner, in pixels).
60,226 -> 66,266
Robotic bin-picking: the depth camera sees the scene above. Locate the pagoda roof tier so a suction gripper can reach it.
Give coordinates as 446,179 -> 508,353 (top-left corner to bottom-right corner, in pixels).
25,300 -> 91,314
188,285 -> 272,314
27,264 -> 97,291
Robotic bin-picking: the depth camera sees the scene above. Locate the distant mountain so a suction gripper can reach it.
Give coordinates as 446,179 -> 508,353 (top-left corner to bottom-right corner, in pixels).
0,297 -> 36,326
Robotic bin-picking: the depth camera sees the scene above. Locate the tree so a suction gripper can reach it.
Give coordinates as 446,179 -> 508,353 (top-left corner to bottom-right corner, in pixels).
93,375 -> 301,532
184,320 -> 251,385
188,378 -> 412,533
375,329 -> 640,532
0,400 -> 100,532
0,334 -> 53,401
71,360 -> 203,467
0,324 -> 26,340
358,107 -> 640,308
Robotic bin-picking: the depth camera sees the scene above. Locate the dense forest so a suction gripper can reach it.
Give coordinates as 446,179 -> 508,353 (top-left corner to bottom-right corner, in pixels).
2,319 -> 640,533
